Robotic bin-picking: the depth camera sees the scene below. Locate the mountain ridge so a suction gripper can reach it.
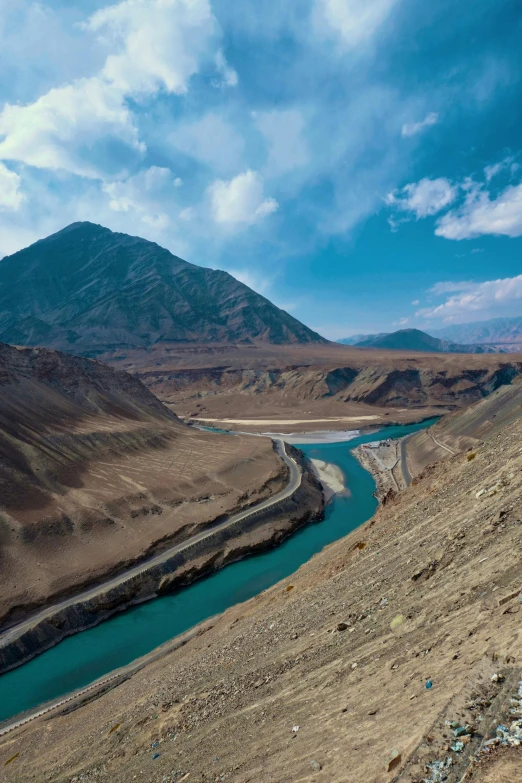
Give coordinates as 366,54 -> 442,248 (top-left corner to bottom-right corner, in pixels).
351,327 -> 499,353
0,222 -> 325,354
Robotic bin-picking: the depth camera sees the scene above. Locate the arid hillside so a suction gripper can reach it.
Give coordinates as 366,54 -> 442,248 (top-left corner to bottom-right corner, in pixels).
2,357 -> 521,783
105,343 -> 522,429
406,375 -> 522,476
0,343 -> 285,628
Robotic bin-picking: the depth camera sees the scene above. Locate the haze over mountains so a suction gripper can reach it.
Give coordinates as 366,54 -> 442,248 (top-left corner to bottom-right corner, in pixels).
432,315 -> 522,347
0,222 -> 325,355
351,328 -> 500,353
339,325 -> 522,353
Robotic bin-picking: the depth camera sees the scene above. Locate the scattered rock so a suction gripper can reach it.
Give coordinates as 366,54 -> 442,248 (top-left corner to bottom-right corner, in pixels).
390,614 -> 405,630
386,749 -> 401,773
309,760 -> 322,771
336,622 -> 349,631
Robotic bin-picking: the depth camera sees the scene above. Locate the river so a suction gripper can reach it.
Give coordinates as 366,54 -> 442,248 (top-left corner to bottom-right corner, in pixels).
0,418 -> 436,724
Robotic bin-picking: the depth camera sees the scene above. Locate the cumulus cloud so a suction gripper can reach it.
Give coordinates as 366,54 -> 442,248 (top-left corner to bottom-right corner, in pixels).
316,0 -> 400,47
0,162 -> 24,210
417,275 -> 522,321
435,181 -> 522,239
386,177 -> 457,218
0,0 -> 231,178
401,112 -> 439,137
0,78 -> 141,177
102,165 -> 181,229
85,0 -> 218,96
208,170 -> 278,226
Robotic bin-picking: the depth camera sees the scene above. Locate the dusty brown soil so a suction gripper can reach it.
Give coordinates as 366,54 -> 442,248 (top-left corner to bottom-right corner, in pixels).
102,344 -> 522,431
406,375 -> 522,478
2,394 -> 521,782
0,344 -> 284,628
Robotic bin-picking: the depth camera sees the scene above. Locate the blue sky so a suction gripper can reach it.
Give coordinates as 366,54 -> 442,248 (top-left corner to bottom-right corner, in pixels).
0,0 -> 521,339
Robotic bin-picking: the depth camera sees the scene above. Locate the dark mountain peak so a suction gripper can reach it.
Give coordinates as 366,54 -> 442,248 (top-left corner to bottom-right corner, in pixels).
0,224 -> 325,354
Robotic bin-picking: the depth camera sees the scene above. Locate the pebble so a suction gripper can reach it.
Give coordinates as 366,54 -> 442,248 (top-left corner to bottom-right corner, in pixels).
309,760 -> 322,771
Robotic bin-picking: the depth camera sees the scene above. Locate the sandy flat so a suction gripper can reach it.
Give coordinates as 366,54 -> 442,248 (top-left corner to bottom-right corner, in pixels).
191,416 -> 380,425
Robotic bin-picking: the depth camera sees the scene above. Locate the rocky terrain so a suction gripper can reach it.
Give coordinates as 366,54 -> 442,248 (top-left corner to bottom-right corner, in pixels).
0,223 -> 325,354
0,343 -> 287,630
405,375 -> 522,477
107,343 -> 522,430
1,367 -> 520,783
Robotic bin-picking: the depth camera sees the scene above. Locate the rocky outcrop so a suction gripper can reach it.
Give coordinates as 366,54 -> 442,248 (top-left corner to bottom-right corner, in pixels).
0,449 -> 323,674
136,361 -> 522,409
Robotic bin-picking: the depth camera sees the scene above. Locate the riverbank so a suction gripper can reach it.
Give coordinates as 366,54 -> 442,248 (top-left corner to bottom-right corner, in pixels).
0,446 -> 323,680
353,440 -> 405,501
0,420 -> 433,728
4,413 -> 521,783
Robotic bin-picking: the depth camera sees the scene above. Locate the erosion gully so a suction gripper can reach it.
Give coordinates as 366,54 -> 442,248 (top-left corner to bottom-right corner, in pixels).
0,418 -> 436,724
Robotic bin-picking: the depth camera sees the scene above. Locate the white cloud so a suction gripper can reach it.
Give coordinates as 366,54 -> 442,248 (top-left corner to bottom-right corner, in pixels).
85,0 -> 217,96
411,299 -> 419,305
386,177 -> 457,218
0,162 -> 24,210
435,181 -> 522,239
254,109 -> 309,176
429,281 -> 476,295
213,50 -> 238,88
316,0 -> 400,47
170,113 -> 245,174
393,317 -> 409,326
0,0 -> 228,178
208,170 -> 278,226
0,77 -> 141,178
417,275 -> 522,321
102,166 -> 179,228
401,112 -> 439,138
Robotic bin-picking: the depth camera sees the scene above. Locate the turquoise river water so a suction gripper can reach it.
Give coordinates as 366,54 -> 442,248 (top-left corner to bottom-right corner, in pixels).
0,419 -> 436,723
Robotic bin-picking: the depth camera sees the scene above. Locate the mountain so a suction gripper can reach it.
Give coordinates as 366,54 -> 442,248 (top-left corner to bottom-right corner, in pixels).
0,342 -> 283,628
431,315 -> 522,347
336,333 -> 386,345
0,222 -> 325,355
353,328 -> 497,353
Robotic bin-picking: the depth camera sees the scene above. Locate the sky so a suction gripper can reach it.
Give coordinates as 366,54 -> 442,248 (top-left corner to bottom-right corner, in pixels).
0,0 -> 521,340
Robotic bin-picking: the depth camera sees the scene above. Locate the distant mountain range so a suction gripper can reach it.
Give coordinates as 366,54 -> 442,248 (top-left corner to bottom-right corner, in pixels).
339,317 -> 522,353
431,316 -> 522,347
337,333 -> 388,345
0,222 -> 325,355
339,328 -> 502,354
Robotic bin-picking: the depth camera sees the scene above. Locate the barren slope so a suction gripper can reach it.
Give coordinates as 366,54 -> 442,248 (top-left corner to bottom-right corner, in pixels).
105,343 -> 522,430
0,343 -> 284,628
405,375 -> 522,476
2,387 -> 521,783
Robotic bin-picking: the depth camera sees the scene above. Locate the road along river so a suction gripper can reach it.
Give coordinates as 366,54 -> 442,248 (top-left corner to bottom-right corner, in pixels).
0,419 -> 434,726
